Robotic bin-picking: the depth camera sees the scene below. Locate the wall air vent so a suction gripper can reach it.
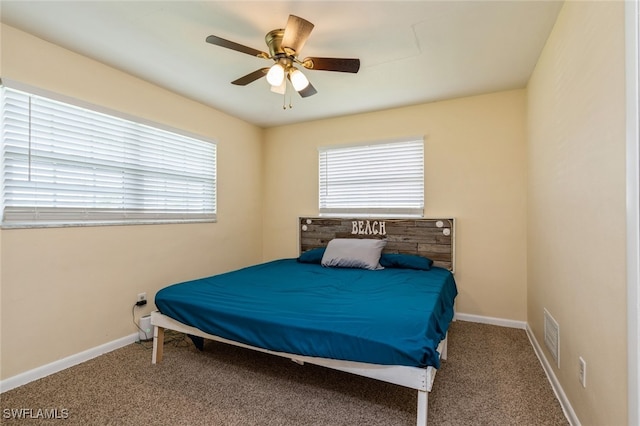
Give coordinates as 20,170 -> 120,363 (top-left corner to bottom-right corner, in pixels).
544,308 -> 560,368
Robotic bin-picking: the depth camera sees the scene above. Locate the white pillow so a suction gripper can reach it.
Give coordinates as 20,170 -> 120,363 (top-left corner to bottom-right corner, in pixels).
321,238 -> 386,270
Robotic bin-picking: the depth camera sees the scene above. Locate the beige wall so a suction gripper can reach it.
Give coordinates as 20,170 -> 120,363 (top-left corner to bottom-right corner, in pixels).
527,2 -> 627,425
0,24 -> 264,379
262,90 -> 528,322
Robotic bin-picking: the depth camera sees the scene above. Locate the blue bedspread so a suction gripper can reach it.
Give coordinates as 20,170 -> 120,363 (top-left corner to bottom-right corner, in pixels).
155,259 -> 457,368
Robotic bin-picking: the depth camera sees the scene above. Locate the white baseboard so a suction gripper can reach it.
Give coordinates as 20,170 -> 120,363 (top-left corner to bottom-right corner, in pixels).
526,324 -> 580,426
0,333 -> 138,393
454,312 -> 527,329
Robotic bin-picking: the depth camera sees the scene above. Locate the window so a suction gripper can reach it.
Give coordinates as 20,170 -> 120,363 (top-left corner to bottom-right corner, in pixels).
0,83 -> 217,228
318,137 -> 424,217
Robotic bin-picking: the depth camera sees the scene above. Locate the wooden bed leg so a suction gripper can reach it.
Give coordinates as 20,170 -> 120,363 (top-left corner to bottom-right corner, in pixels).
152,326 -> 164,364
417,390 -> 428,426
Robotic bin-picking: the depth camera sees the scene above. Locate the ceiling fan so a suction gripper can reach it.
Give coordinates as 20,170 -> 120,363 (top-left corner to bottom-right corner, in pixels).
206,14 -> 360,98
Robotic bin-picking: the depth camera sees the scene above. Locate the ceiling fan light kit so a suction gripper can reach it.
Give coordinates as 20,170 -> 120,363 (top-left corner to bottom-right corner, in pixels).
206,14 -> 360,102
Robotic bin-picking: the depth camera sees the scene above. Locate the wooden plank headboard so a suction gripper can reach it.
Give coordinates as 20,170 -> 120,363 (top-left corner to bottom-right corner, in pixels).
299,217 -> 455,271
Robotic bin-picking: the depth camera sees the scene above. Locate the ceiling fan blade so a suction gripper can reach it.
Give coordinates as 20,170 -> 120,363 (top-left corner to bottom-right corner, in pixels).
281,15 -> 314,55
206,35 -> 269,58
297,82 -> 317,98
302,57 -> 360,73
231,68 -> 270,86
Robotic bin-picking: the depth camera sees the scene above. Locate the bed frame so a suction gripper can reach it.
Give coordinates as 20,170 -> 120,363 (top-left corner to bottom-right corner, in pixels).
151,217 -> 455,426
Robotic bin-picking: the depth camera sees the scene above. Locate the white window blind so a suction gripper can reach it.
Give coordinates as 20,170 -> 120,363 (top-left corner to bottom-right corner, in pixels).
0,85 -> 217,228
318,138 -> 424,217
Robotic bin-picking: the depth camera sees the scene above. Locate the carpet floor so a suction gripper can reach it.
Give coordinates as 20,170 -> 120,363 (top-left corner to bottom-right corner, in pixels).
1,321 -> 568,425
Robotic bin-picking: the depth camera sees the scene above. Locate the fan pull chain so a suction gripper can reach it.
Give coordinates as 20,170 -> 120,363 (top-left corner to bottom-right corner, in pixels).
282,91 -> 293,110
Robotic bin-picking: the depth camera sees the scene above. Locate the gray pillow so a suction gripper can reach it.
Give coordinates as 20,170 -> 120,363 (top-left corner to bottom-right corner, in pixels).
321,238 -> 386,270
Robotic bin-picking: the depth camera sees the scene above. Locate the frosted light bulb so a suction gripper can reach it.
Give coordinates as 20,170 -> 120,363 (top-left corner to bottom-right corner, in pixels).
270,78 -> 286,94
289,69 -> 309,91
266,64 -> 285,86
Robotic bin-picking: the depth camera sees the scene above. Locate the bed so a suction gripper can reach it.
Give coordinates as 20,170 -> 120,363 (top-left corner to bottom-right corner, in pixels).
151,217 -> 457,425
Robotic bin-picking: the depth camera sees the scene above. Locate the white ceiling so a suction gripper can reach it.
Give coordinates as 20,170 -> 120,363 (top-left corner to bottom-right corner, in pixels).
0,1 -> 563,128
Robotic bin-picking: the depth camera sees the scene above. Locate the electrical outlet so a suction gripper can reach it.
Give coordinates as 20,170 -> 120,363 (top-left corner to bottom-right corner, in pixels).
137,292 -> 147,303
579,357 -> 586,388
